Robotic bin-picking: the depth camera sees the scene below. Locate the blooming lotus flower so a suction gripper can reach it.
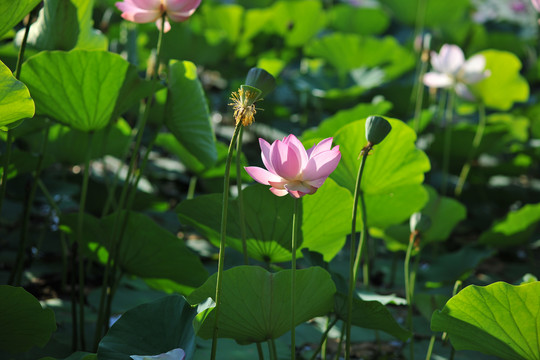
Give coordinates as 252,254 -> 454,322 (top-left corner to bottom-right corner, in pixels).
423,44 -> 490,100
130,348 -> 185,360
115,0 -> 201,33
245,135 -> 341,198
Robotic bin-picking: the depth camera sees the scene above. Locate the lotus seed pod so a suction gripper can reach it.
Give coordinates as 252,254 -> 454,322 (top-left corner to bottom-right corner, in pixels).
410,212 -> 431,233
244,67 -> 276,101
239,85 -> 262,107
365,116 -> 392,145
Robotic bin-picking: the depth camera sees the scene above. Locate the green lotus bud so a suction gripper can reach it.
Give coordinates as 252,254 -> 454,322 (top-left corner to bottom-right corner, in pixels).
244,67 -> 276,101
365,116 -> 392,145
410,212 -> 431,233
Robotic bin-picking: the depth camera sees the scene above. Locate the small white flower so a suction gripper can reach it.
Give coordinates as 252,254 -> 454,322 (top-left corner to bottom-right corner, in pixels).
130,348 -> 185,360
423,44 -> 490,100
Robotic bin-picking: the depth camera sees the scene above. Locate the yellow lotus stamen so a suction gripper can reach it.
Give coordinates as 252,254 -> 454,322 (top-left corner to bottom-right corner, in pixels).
228,88 -> 260,127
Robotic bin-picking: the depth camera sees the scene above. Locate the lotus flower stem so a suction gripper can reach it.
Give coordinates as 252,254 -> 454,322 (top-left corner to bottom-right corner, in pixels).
211,123 -> 242,360
455,103 -> 486,196
256,343 -> 264,360
268,339 -> 278,360
441,90 -> 455,196
9,121 -> 51,286
425,334 -> 436,360
75,131 -> 95,350
291,197 -> 300,360
236,126 -> 249,264
346,145 -> 370,360
309,317 -> 339,360
405,231 -> 419,360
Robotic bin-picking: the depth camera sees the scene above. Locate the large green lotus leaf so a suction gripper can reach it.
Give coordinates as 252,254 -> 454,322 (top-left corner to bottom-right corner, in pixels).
97,295 -> 196,360
383,185 -> 467,251
177,184 -> 296,263
0,285 -> 56,353
0,0 -> 41,39
270,0 -> 326,47
305,33 -> 415,80
471,50 -> 529,111
380,0 -> 469,27
165,60 -> 217,168
431,281 -> 540,360
334,293 -> 411,341
72,0 -> 108,50
20,50 -> 136,131
177,180 -> 350,263
479,203 -> 540,247
0,60 -> 35,130
187,266 -> 336,344
301,99 -> 393,141
331,118 -> 430,229
301,178 -> 351,261
329,5 -> 389,35
22,0 -> 80,51
199,4 -> 243,44
41,352 -> 96,360
62,212 -> 208,294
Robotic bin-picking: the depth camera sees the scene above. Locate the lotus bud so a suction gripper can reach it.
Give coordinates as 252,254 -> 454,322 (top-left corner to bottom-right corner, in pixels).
410,212 -> 431,233
244,67 -> 276,102
365,116 -> 392,145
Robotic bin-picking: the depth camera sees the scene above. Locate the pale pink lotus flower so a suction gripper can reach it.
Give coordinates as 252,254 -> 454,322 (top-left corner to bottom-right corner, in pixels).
115,0 -> 201,33
423,44 -> 490,101
532,0 -> 540,11
245,135 -> 341,199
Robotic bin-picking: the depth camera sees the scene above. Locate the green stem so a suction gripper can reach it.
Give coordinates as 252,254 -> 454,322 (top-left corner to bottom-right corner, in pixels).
455,103 -> 486,196
405,232 -> 419,360
334,323 -> 346,360
441,90 -> 455,196
290,197 -> 300,360
210,123 -> 242,360
346,145 -> 370,360
268,339 -> 278,360
77,132 -> 95,351
236,126 -> 249,265
309,317 -> 339,360
425,334 -> 436,360
256,343 -> 265,360
9,121 -> 51,286
187,176 -> 197,200
413,47 -> 430,134
70,241 -> 78,351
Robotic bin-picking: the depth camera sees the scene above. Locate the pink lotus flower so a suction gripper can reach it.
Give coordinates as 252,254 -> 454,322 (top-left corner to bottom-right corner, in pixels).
245,135 -> 341,198
423,44 -> 490,100
115,0 -> 201,33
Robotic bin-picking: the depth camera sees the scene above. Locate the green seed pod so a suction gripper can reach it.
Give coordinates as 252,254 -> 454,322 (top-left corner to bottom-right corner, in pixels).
365,115 -> 392,145
239,85 -> 262,107
244,67 -> 276,101
410,212 -> 431,233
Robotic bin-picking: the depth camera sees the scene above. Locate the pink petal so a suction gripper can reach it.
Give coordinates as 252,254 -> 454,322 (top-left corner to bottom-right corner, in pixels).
116,1 -> 162,23
165,0 -> 201,12
245,167 -> 282,185
305,176 -> 329,188
269,187 -> 289,197
131,0 -> 162,10
284,189 -> 304,198
423,72 -> 454,88
532,0 -> 540,11
306,137 -> 333,158
167,10 -> 197,22
438,44 -> 465,75
302,147 -> 341,182
455,83 -> 477,101
460,55 -> 489,84
270,140 -> 302,180
155,17 -> 171,32
259,138 -> 275,173
268,180 -> 288,189
285,182 -> 317,194
282,134 -> 309,170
